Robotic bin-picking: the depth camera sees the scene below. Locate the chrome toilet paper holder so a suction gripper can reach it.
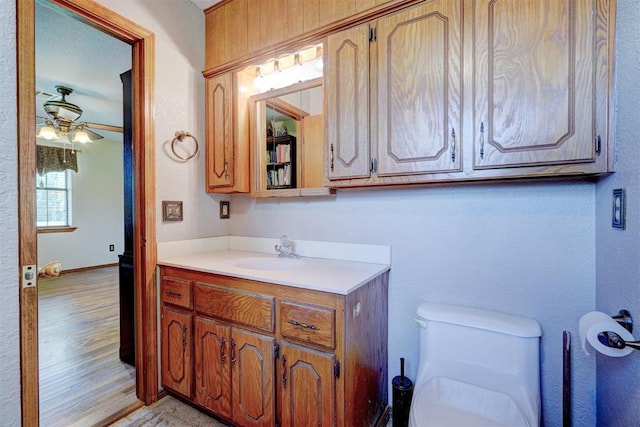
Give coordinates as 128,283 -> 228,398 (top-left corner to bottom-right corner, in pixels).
611,309 -> 633,333
599,309 -> 640,351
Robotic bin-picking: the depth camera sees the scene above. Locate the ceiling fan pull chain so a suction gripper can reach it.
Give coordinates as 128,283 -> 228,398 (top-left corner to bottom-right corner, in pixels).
170,130 -> 199,161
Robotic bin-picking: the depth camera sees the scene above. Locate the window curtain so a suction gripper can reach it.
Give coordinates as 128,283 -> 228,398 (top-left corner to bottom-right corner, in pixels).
36,145 -> 78,176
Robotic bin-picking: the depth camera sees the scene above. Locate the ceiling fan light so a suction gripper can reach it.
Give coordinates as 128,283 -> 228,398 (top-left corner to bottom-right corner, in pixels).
38,125 -> 59,140
72,130 -> 91,144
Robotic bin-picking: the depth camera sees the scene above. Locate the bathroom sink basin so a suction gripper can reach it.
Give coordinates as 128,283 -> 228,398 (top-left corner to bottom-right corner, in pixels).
232,257 -> 301,271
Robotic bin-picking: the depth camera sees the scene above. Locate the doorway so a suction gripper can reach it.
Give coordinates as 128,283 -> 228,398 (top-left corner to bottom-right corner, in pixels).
18,1 -> 159,425
35,3 -> 134,422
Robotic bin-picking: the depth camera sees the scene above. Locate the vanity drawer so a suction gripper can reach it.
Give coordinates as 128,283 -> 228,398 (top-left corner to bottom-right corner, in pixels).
161,276 -> 192,309
194,283 -> 275,332
280,301 -> 335,349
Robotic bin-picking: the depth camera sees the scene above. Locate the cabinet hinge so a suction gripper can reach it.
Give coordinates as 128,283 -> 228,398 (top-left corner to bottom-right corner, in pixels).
274,343 -> 280,359
595,135 -> 601,156
334,361 -> 340,378
370,158 -> 377,174
369,26 -> 377,42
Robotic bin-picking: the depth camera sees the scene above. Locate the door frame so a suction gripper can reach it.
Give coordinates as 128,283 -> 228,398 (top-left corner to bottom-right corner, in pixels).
17,1 -> 158,425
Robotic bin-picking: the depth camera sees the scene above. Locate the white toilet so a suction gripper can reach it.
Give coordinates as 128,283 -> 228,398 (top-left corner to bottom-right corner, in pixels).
409,303 -> 542,427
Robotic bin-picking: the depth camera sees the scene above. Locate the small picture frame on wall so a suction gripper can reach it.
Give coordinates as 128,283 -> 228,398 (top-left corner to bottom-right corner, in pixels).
162,201 -> 183,222
220,201 -> 230,219
612,189 -> 625,229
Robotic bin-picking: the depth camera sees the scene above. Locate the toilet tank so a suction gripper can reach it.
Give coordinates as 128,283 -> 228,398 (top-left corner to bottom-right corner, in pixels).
415,303 -> 542,421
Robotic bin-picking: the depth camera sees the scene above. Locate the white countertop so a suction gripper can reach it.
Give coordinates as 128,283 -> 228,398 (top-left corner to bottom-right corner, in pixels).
157,237 -> 391,295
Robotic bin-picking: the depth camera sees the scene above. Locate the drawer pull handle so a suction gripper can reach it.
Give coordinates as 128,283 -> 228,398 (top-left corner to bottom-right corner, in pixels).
166,290 -> 182,297
288,319 -> 317,330
221,337 -> 227,363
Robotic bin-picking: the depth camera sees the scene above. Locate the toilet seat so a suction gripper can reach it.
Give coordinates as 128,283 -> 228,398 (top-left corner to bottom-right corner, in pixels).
409,377 -> 531,427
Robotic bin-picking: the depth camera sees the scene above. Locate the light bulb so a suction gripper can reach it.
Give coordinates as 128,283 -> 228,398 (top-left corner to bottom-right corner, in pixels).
315,45 -> 324,72
272,60 -> 284,88
72,130 -> 91,144
38,125 -> 59,140
253,67 -> 265,92
293,53 -> 303,81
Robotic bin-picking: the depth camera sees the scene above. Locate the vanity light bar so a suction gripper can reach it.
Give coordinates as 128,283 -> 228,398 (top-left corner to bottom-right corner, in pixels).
247,44 -> 324,93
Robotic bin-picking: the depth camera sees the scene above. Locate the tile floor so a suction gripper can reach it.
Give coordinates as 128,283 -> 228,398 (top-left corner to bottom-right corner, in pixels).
109,395 -> 394,426
109,396 -> 228,426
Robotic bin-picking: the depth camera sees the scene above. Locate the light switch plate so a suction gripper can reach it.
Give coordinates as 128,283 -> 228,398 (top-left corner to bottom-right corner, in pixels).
612,188 -> 625,229
220,201 -> 230,219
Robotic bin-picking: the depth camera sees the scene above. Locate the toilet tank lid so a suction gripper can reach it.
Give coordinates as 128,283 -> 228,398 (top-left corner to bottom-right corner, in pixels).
417,303 -> 542,337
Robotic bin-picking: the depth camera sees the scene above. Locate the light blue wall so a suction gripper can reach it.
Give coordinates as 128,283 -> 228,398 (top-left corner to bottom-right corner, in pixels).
596,1 -> 640,425
231,180 -> 597,426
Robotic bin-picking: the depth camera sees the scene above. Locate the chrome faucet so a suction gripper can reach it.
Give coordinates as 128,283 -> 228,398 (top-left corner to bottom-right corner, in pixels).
275,235 -> 298,258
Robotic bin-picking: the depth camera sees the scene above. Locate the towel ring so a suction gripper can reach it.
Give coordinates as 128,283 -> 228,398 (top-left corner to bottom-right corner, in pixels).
171,131 -> 199,161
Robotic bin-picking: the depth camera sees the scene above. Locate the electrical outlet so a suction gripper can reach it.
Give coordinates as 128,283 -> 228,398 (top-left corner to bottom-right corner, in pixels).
109,244 -> 115,252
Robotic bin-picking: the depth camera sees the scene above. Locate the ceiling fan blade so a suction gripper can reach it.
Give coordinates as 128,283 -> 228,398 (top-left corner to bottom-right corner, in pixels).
82,128 -> 104,141
83,122 -> 123,133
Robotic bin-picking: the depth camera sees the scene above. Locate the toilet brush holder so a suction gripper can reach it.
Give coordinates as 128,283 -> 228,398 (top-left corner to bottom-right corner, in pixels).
392,357 -> 414,427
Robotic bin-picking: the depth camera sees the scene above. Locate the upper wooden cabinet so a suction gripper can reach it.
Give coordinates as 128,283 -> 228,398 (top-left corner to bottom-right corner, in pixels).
327,0 -> 463,182
203,0 -> 409,72
471,0 -> 604,170
205,72 -> 250,193
205,73 -> 233,191
326,0 -> 615,188
204,0 -> 615,190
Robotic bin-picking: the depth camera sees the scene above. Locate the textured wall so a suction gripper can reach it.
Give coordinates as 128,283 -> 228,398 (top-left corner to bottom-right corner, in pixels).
0,0 -> 22,425
94,0 -> 229,243
596,1 -> 640,425
231,180 -> 597,426
37,140 -> 125,270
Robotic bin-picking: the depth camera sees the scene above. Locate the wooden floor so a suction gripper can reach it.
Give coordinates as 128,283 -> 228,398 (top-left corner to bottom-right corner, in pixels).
39,266 -> 140,427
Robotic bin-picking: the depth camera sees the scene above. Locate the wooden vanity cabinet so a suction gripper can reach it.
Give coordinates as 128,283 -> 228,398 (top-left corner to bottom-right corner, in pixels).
279,342 -> 335,427
194,316 -> 276,426
159,266 -> 389,427
160,276 -> 193,399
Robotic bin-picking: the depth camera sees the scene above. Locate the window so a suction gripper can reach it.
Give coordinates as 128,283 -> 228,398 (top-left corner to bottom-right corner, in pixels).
37,170 -> 72,228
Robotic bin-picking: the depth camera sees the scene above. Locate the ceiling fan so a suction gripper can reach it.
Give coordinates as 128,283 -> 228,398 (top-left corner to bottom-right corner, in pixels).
36,85 -> 123,144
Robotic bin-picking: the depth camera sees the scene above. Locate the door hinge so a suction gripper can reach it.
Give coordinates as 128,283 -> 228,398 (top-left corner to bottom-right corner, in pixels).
22,265 -> 37,288
595,135 -> 601,156
369,26 -> 377,42
274,343 -> 280,359
334,361 -> 340,378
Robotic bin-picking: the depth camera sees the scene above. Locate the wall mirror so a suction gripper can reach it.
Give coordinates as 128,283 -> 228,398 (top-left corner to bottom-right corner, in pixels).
249,78 -> 329,197
237,44 -> 333,198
